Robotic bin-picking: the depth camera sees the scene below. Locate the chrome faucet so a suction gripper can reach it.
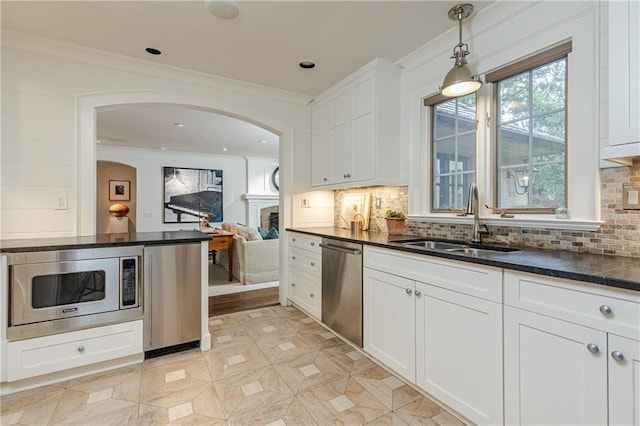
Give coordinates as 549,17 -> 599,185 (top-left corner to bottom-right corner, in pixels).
465,183 -> 491,243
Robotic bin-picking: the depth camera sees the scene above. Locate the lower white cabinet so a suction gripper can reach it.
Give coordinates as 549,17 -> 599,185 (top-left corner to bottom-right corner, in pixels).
609,334 -> 640,426
6,320 -> 143,381
363,246 -> 503,425
504,271 -> 640,426
416,282 -> 503,425
363,268 -> 415,380
287,232 -> 322,320
504,306 -> 608,425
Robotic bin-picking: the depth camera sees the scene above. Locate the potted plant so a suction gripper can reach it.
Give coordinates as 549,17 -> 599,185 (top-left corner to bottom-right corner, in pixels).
384,210 -> 406,235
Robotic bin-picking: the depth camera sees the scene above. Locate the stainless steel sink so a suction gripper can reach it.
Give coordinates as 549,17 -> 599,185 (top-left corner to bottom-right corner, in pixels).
392,238 -> 519,254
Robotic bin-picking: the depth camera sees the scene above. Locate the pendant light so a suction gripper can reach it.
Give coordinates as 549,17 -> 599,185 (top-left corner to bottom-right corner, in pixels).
440,3 -> 482,97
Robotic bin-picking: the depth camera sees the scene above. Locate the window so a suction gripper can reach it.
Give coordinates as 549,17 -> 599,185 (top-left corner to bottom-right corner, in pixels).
428,93 -> 477,211
487,42 -> 571,212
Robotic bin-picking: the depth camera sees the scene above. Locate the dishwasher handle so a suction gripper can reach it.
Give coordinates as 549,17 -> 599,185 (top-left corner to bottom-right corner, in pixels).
319,243 -> 362,256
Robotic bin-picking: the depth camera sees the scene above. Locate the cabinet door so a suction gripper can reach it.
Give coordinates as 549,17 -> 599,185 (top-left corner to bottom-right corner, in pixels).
363,268 -> 415,381
351,75 -> 375,182
329,89 -> 352,183
289,268 -> 321,320
609,0 -> 640,146
416,282 -> 503,425
609,334 -> 640,426
504,306 -> 608,425
311,108 -> 331,186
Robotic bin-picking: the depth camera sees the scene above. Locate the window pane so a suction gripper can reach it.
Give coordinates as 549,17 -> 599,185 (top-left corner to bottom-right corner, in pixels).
532,60 -> 566,115
496,57 -> 566,211
499,73 -> 529,122
431,94 -> 476,211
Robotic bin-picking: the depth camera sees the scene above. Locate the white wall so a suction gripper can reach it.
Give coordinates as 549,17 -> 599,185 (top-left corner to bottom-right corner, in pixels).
0,30 -> 311,240
97,146 -> 247,232
398,1 -> 602,229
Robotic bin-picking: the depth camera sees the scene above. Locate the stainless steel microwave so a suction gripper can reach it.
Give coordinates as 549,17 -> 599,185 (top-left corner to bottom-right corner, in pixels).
7,246 -> 143,340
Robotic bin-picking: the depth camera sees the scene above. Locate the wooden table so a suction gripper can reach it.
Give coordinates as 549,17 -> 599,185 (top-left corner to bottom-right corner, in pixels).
207,230 -> 234,281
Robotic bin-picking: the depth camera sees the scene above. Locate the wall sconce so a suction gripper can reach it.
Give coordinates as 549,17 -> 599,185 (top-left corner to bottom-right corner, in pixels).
507,167 -> 538,195
440,3 -> 483,97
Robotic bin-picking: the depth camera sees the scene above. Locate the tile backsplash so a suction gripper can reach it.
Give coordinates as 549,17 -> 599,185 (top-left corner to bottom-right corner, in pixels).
334,159 -> 639,258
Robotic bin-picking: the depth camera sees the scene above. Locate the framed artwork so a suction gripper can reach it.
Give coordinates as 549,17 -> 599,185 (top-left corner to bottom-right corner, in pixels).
163,167 -> 223,224
271,166 -> 280,191
109,180 -> 130,201
338,193 -> 372,230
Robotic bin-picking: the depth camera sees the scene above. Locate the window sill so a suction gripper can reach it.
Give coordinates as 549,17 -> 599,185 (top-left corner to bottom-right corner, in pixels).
408,214 -> 602,232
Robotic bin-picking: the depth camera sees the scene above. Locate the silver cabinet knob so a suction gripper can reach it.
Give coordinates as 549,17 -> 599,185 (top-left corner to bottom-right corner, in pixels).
346,173 -> 352,178
587,343 -> 599,354
292,256 -> 296,260
405,288 -> 413,295
292,238 -> 296,242
611,351 -> 625,361
310,242 -> 315,246
323,177 -> 327,181
77,346 -> 85,353
310,262 -> 315,267
291,282 -> 296,287
415,290 -> 422,297
310,293 -> 315,298
599,305 -> 613,315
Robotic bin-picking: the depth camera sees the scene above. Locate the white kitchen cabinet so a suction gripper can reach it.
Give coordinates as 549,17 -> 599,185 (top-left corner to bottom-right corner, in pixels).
608,0 -> 640,147
609,334 -> 640,426
416,282 -> 503,425
6,320 -> 143,381
363,246 -> 503,425
363,268 -> 415,381
504,271 -> 640,425
504,306 -> 608,425
310,58 -> 401,188
287,232 -> 322,319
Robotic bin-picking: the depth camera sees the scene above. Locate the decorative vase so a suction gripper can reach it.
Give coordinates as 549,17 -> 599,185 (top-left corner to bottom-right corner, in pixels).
385,217 -> 406,235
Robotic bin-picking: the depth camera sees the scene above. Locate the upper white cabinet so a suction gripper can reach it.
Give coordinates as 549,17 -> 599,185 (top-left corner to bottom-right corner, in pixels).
603,0 -> 640,163
311,58 -> 401,188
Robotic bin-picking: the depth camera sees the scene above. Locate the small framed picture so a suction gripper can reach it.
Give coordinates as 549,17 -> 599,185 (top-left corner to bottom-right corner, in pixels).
109,180 -> 130,201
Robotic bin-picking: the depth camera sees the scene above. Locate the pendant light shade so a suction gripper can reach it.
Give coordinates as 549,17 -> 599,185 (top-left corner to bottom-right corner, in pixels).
440,4 -> 482,97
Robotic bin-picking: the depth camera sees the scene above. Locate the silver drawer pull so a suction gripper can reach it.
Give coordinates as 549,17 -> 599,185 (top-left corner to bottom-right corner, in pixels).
310,293 -> 315,298
587,343 -> 599,354
415,290 -> 422,297
611,351 -> 625,362
310,242 -> 315,246
291,282 -> 296,287
405,288 -> 413,295
310,262 -> 315,267
292,238 -> 296,242
599,305 -> 613,315
77,346 -> 85,353
292,256 -> 296,260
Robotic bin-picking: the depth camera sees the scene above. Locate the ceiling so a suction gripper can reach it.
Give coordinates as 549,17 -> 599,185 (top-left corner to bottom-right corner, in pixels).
2,0 -> 493,157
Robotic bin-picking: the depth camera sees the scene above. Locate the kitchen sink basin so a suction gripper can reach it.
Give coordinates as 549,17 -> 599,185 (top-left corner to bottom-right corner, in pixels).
392,238 -> 519,255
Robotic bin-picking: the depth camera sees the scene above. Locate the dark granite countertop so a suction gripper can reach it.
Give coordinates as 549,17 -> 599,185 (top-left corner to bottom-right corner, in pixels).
287,227 -> 640,292
0,231 -> 212,253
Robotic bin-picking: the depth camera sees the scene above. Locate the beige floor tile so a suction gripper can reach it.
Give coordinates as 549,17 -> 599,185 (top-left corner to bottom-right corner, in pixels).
48,388 -> 138,425
190,384 -> 227,420
225,391 -> 294,425
65,365 -> 141,403
366,412 -> 411,426
204,343 -> 271,382
282,397 -> 317,425
393,397 -> 444,425
430,411 -> 465,426
0,385 -> 64,426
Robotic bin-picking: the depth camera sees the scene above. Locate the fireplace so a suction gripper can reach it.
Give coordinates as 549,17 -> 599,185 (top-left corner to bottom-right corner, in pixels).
269,212 -> 279,231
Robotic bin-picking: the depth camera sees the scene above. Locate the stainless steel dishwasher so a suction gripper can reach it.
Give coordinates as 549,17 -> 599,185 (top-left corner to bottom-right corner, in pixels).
320,238 -> 363,347
143,242 -> 201,354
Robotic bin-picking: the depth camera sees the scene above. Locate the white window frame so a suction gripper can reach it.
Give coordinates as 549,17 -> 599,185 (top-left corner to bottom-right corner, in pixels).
406,1 -> 602,231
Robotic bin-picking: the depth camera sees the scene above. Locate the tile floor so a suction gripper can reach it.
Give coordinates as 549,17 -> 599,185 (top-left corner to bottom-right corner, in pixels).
1,305 -> 465,425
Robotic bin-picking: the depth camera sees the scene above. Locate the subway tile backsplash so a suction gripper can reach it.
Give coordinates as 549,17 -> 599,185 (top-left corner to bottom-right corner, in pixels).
334,159 -> 639,258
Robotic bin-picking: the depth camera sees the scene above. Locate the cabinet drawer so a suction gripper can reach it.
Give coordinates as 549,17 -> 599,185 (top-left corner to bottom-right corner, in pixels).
7,320 -> 143,381
289,268 -> 321,319
289,247 -> 322,277
364,246 -> 502,302
504,271 -> 640,339
288,233 -> 322,254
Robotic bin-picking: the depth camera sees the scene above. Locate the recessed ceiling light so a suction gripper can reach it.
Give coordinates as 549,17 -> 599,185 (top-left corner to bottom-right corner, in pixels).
145,47 -> 162,55
174,123 -> 184,128
160,147 -> 168,150
299,61 -> 316,70
205,0 -> 240,20
260,139 -> 267,144
96,140 -> 101,144
222,147 -> 228,152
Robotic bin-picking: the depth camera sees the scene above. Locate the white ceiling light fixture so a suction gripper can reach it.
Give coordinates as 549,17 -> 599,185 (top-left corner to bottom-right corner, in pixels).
440,3 -> 482,97
173,122 -> 184,128
205,0 -> 239,20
